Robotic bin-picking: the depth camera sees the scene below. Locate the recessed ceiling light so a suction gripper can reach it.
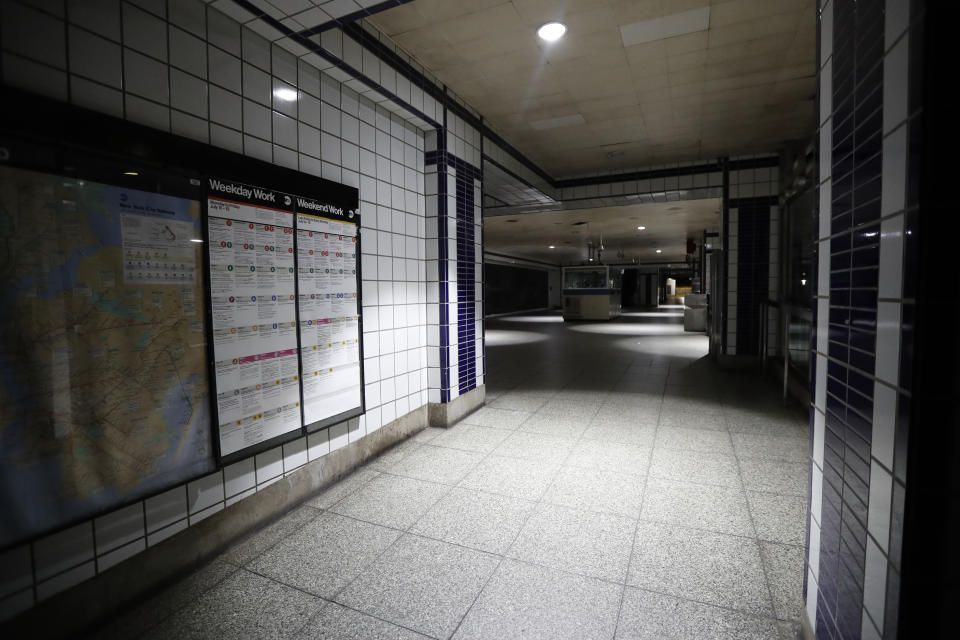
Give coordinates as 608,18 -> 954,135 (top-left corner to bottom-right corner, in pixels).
637,226 -> 645,230
656,249 -> 662,253
537,22 -> 567,42
548,245 -> 555,249
273,88 -> 298,102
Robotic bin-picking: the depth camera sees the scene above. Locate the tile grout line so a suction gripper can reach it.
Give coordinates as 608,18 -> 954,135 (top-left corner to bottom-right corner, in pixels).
725,407 -> 783,625
318,402 -> 535,639
613,359 -> 667,639
443,392 -> 584,640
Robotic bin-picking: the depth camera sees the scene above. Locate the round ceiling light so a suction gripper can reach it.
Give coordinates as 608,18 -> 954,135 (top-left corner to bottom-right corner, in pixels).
537,22 -> 567,42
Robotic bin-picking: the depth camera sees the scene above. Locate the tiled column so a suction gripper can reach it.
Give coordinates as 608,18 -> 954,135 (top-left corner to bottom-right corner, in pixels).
424,109 -> 484,404
807,1 -> 917,639
723,157 -> 780,357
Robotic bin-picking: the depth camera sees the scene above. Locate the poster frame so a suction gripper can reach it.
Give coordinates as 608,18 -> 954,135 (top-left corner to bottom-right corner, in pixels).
0,88 -> 364,548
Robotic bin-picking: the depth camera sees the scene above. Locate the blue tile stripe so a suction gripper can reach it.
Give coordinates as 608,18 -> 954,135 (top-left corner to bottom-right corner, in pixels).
426,148 -> 481,398
731,197 -> 772,356
814,1 -> 888,638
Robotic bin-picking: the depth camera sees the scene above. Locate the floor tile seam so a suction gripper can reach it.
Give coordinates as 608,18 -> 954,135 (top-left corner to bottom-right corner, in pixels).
618,581 -> 793,624
732,453 -> 811,466
318,512 -> 510,575
327,473 -> 458,536
558,460 -> 649,477
307,471 -> 383,512
419,439 -> 509,455
445,457 -> 562,640
633,514 -> 759,540
644,470 -> 745,491
736,488 -> 812,500
537,494 -> 643,522
110,559 -> 244,639
277,580 -> 445,640
308,507 -> 541,562
725,417 -> 780,619
614,389 -> 661,639
372,465 -> 479,489
220,566 -> 332,638
649,441 -> 738,456
449,477 -> 545,504
220,505 -> 325,568
397,423 -> 513,538
323,526 -> 412,610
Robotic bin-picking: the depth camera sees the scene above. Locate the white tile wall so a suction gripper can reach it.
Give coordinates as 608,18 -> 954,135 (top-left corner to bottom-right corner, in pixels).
0,0 -> 461,617
808,2 -> 834,621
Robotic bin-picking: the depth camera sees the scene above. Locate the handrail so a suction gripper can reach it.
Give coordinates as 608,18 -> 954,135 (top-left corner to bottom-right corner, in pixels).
759,299 -> 813,404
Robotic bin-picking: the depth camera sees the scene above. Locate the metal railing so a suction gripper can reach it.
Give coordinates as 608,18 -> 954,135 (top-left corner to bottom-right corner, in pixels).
759,300 -> 813,403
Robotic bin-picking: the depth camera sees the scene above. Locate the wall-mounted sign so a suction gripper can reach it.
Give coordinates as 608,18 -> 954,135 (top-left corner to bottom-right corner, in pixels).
205,178 -> 362,459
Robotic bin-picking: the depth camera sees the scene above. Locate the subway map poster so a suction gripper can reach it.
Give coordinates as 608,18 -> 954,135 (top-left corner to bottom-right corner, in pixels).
0,166 -> 214,547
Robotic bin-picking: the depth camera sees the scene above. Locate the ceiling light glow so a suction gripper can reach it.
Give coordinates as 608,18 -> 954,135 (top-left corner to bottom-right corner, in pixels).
537,22 -> 567,42
637,226 -> 645,230
656,249 -> 662,253
273,88 -> 298,102
548,245 -> 555,249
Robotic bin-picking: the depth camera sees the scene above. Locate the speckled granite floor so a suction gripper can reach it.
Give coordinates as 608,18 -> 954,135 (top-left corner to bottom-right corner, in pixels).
97,308 -> 809,639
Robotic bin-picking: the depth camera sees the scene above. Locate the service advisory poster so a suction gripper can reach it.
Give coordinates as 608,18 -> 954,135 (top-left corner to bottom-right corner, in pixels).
295,195 -> 363,429
206,178 -> 301,457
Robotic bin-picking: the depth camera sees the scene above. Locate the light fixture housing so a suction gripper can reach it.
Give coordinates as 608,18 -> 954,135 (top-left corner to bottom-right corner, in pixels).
537,22 -> 567,42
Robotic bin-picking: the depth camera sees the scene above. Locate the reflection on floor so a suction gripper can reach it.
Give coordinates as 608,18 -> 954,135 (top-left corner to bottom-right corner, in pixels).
96,307 -> 809,639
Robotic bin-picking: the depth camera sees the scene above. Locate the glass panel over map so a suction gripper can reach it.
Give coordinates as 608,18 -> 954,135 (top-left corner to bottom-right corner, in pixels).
0,166 -> 214,547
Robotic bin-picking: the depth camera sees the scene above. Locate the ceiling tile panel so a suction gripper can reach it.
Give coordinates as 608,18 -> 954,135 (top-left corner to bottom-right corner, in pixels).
369,0 -> 816,177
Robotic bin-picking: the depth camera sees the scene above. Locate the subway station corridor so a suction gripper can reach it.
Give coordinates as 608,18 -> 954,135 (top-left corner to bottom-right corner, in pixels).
95,307 -> 809,640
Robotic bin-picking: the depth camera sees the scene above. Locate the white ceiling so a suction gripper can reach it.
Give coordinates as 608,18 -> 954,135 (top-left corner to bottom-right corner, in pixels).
483,198 -> 721,264
370,0 -> 816,177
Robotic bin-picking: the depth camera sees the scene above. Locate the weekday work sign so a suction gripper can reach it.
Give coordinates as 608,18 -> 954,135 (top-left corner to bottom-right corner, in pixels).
205,177 -> 362,458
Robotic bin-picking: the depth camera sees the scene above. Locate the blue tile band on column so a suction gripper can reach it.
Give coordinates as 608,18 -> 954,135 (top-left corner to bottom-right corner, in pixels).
729,195 -> 774,356
426,148 -> 481,400
810,0 -> 921,639
456,166 -> 478,395
817,1 -> 885,638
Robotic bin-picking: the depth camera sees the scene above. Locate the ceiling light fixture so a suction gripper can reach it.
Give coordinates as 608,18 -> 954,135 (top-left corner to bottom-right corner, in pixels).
190,238 -> 204,243
656,249 -> 662,253
273,88 -> 298,102
123,171 -> 139,176
637,226 -> 645,230
548,245 -> 555,249
537,22 -> 567,42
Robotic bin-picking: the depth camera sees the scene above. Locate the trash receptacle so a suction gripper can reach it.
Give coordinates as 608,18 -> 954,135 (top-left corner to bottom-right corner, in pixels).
684,293 -> 707,332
